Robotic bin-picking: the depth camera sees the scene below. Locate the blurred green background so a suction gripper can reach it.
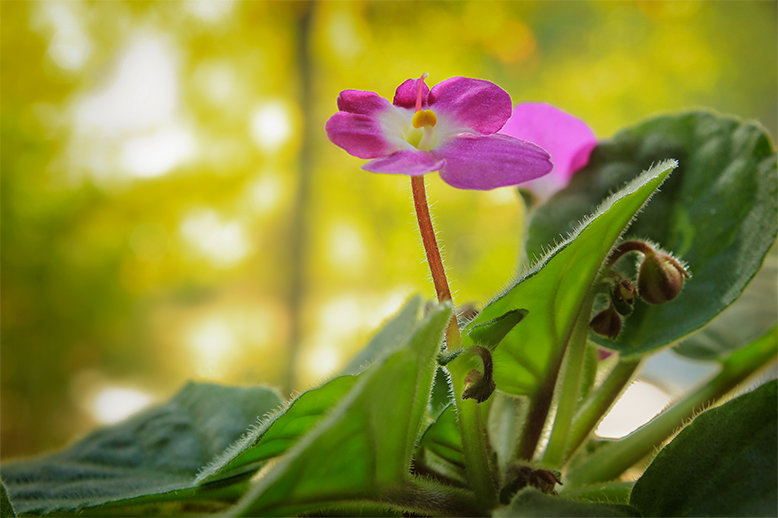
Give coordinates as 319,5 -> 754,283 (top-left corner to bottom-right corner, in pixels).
2,0 -> 776,460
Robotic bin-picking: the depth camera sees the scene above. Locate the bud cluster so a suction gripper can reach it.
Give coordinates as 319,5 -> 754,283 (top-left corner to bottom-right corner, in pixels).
590,240 -> 690,339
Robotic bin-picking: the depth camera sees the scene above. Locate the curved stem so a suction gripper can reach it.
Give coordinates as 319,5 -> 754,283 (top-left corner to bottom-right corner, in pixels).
607,240 -> 654,265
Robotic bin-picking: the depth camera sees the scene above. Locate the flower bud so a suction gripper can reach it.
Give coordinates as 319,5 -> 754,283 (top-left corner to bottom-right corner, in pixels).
462,369 -> 495,403
590,305 -> 622,339
611,278 -> 636,316
462,345 -> 495,403
638,252 -> 689,304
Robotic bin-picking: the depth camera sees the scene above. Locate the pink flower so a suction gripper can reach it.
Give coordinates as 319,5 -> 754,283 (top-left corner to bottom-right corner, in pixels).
499,103 -> 596,200
325,76 -> 553,190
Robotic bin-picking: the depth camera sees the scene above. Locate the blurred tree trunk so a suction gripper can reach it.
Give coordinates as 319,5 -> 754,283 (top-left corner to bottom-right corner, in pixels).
282,1 -> 314,396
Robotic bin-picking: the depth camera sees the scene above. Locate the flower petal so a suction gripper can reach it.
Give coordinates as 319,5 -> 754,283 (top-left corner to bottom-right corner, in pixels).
428,77 -> 512,135
363,149 -> 444,176
500,103 -> 596,198
393,78 -> 430,109
337,90 -> 393,115
325,112 -> 394,159
435,134 -> 552,190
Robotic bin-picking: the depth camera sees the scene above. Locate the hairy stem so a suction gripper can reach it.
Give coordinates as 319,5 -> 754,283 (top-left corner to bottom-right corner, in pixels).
564,358 -> 641,461
514,295 -> 594,462
607,240 -> 655,265
410,175 -> 496,506
411,176 -> 452,302
410,176 -> 460,348
514,382 -> 555,461
566,325 -> 777,485
540,294 -> 595,466
448,360 -> 499,508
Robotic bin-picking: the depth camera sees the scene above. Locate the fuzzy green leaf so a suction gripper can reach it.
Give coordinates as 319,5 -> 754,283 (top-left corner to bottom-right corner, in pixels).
674,245 -> 777,360
428,367 -> 455,417
467,309 -> 529,350
197,375 -> 359,484
340,295 -> 423,375
631,380 -> 777,517
417,404 -> 465,478
464,161 -> 676,396
227,304 -> 452,516
494,488 -> 640,517
527,111 -> 777,357
1,382 -> 282,515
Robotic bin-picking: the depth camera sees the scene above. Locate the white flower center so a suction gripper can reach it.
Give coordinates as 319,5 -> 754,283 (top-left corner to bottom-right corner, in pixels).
379,106 -> 466,152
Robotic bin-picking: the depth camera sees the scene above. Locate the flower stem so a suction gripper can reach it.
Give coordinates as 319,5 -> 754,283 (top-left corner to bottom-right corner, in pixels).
514,294 -> 593,462
514,377 -> 556,461
566,325 -> 778,486
564,358 -> 641,461
410,176 -> 460,348
540,294 -> 595,467
411,176 -> 452,303
409,174 -> 496,506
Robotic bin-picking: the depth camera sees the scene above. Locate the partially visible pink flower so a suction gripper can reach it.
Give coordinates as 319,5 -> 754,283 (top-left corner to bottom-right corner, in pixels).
499,103 -> 596,200
326,76 -> 553,191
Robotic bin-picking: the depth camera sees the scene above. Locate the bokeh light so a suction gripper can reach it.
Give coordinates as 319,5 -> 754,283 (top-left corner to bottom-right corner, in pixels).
595,381 -> 673,439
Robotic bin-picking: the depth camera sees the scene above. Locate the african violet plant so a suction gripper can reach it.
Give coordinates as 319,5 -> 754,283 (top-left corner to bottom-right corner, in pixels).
2,75 -> 776,517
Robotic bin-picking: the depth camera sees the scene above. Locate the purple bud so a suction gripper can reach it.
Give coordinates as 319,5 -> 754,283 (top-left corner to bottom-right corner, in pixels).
590,306 -> 622,339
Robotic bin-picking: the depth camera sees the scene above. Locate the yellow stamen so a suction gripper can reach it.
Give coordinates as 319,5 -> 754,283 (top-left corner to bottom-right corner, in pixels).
412,109 -> 437,129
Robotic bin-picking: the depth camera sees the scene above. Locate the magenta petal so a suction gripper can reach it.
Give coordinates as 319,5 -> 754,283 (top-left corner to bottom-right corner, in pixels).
428,77 -> 512,135
435,135 -> 552,190
393,78 -> 429,109
500,103 -> 596,198
325,112 -> 393,159
337,90 -> 393,115
363,150 -> 444,176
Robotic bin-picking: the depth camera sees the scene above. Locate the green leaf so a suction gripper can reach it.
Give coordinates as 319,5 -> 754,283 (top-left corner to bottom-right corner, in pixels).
467,309 -> 529,349
527,111 -> 777,357
1,382 -> 282,515
673,245 -> 777,360
464,161 -> 677,396
494,488 -> 640,517
428,367 -> 455,417
577,344 -> 600,403
560,481 -> 634,505
340,295 -> 423,375
417,404 -> 465,479
227,303 -> 452,517
1,480 -> 16,518
488,393 -> 526,470
630,380 -> 777,517
197,375 -> 359,484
